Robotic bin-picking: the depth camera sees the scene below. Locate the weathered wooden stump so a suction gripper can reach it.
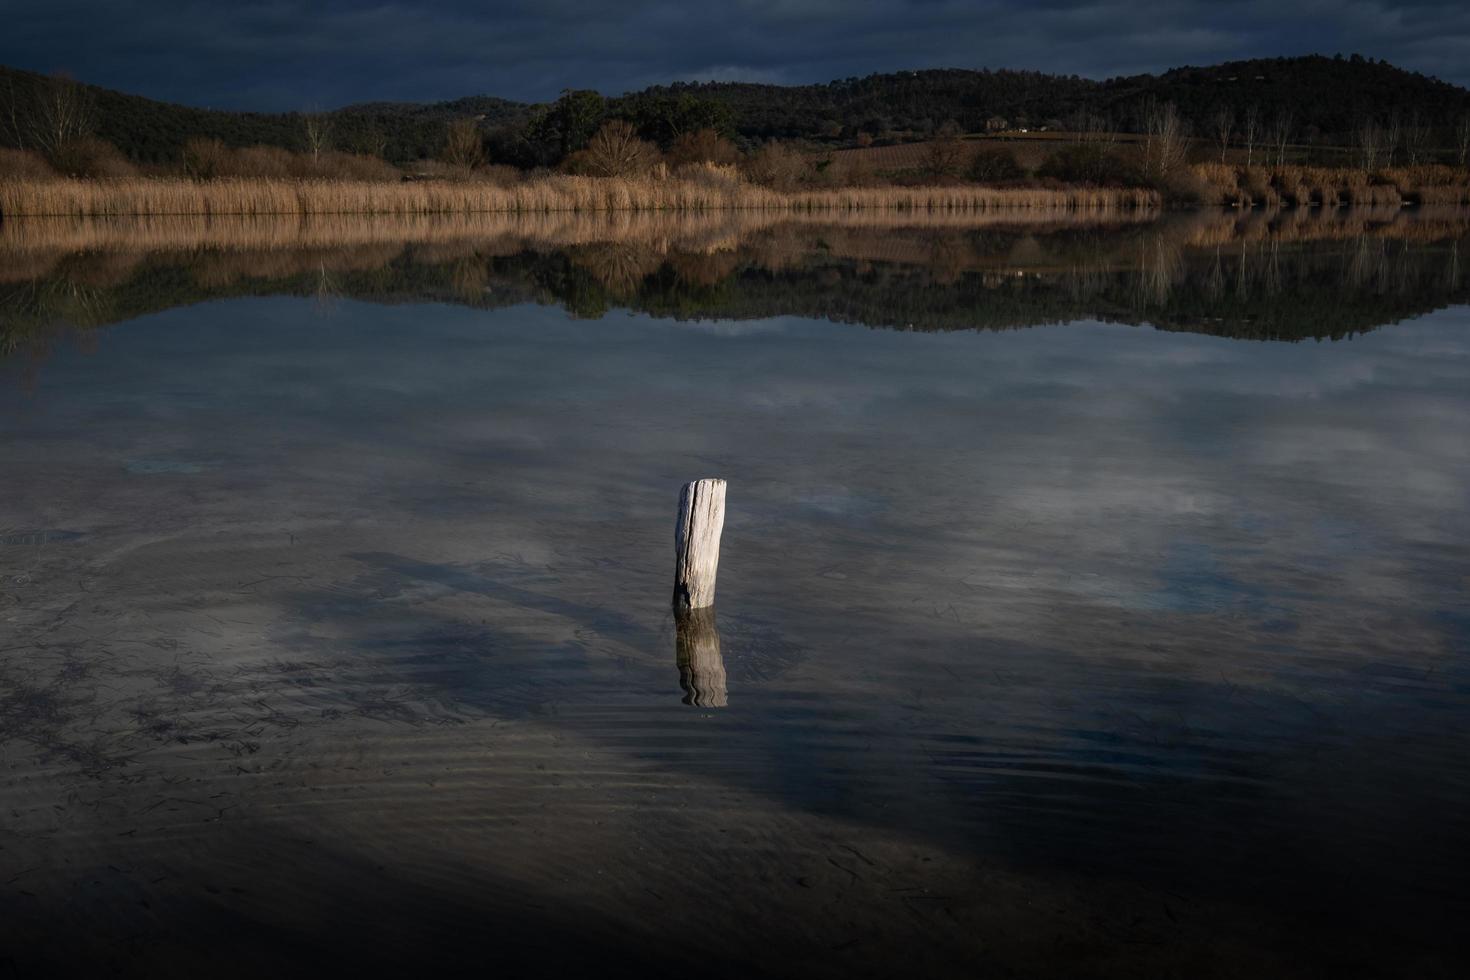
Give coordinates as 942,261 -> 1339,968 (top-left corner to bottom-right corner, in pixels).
673,478 -> 726,611
676,606 -> 727,707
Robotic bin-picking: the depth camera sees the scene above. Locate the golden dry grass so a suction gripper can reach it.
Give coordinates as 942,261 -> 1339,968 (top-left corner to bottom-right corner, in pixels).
0,173 -> 1159,219
1188,163 -> 1470,207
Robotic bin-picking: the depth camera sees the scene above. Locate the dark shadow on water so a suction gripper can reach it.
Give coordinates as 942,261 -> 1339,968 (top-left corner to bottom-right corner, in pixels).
0,825 -> 763,980
256,553 -> 1470,976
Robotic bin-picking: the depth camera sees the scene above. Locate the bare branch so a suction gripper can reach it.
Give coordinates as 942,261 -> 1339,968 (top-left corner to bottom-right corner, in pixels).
1142,100 -> 1188,181
1212,106 -> 1233,163
442,118 -> 485,169
23,73 -> 95,163
301,112 -> 332,162
1240,106 -> 1259,167
579,120 -> 658,178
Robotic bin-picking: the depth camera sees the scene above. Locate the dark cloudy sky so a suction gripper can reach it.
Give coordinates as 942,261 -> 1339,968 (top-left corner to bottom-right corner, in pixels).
3,0 -> 1469,109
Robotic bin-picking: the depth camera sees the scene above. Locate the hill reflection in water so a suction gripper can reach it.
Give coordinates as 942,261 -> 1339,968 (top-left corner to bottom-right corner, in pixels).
4,206 -> 1468,373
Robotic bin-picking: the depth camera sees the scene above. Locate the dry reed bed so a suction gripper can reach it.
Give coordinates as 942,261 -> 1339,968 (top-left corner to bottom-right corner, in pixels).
1189,163 -> 1470,208
0,176 -> 1160,219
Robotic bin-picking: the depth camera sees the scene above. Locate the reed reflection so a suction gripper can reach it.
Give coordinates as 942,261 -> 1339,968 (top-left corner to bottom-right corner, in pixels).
6,205 -> 1470,371
675,607 -> 727,708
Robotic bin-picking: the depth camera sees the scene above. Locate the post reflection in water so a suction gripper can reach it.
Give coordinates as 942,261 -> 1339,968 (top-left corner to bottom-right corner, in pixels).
675,606 -> 727,708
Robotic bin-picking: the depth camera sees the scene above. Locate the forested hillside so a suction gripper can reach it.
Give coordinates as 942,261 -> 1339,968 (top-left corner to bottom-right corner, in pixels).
645,55 -> 1470,141
3,54 -> 1468,167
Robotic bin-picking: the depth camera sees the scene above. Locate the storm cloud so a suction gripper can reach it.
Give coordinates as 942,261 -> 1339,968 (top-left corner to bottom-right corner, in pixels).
2,0 -> 1469,110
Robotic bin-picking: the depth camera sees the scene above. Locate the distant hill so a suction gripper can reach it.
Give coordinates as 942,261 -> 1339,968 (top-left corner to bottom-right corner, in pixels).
3,54 -> 1468,166
330,96 -> 531,158
642,55 -> 1470,141
0,65 -> 531,164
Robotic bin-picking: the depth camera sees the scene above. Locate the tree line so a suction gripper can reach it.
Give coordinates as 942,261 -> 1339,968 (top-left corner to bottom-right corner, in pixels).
4,54 -> 1470,181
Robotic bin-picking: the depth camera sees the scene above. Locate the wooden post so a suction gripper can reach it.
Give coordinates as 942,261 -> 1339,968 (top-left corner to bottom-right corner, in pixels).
676,606 -> 727,707
673,478 -> 726,611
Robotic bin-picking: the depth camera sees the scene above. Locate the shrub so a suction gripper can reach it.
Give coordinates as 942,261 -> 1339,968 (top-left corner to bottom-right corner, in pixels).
827,154 -> 875,187
1267,168 -> 1311,207
0,148 -> 57,180
1036,144 -> 1141,186
50,138 -> 136,179
968,147 -> 1025,183
922,122 -> 967,181
228,145 -> 295,179
472,164 -> 523,185
1238,167 -> 1279,206
443,118 -> 486,170
742,141 -> 806,190
667,129 -> 739,168
323,152 -> 401,181
293,151 -> 401,181
1189,162 -> 1242,205
182,137 -> 230,179
1387,165 -> 1461,188
571,120 -> 659,178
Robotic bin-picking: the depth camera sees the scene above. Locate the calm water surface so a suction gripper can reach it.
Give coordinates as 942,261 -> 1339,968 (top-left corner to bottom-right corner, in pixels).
2,211 -> 1468,977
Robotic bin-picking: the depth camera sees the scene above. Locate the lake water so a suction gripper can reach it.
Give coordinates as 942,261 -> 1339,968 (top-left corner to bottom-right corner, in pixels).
2,208 -> 1469,978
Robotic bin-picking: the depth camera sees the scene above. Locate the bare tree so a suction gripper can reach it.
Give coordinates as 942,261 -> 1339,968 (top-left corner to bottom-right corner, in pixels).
23,73 -> 95,163
442,118 -> 485,169
580,119 -> 658,178
1357,119 -> 1385,169
182,137 -> 230,179
1268,111 -> 1293,168
1457,114 -> 1470,169
1212,105 -> 1234,163
1141,100 -> 1189,180
301,112 -> 332,162
922,120 -> 967,181
1402,111 -> 1429,166
1384,111 -> 1402,167
1074,111 -> 1117,146
3,74 -> 28,150
1240,105 -> 1259,167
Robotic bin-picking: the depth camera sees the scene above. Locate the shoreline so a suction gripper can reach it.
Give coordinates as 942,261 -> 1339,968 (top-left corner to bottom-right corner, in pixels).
5,163 -> 1470,220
